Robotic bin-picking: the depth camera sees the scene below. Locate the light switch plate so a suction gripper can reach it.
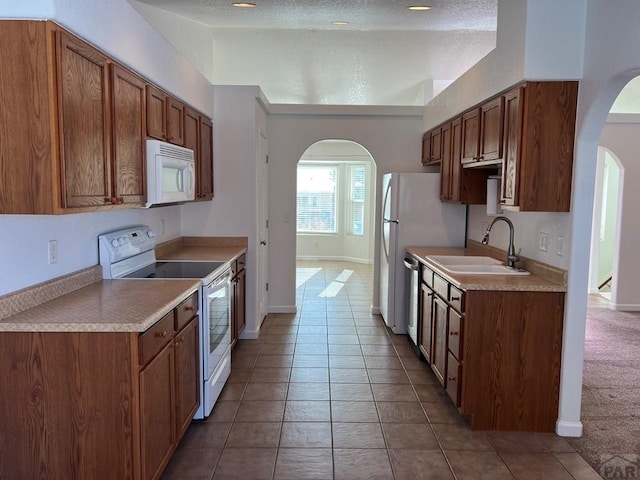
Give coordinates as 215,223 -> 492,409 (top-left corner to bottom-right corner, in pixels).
539,232 -> 549,252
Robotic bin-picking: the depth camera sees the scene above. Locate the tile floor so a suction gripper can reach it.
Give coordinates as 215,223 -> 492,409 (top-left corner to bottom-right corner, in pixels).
162,261 -> 603,480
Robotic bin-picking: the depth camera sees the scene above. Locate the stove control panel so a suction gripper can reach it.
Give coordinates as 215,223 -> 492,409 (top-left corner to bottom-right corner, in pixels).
98,225 -> 157,277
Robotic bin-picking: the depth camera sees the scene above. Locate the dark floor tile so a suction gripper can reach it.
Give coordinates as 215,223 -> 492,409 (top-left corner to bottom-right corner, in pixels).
207,400 -> 240,423
334,448 -> 394,480
332,422 -> 386,448
212,448 -> 277,480
292,354 -> 329,368
431,422 -> 493,451
499,452 -> 574,480
371,384 -> 418,402
368,369 -> 410,384
274,448 -> 334,480
279,422 -> 332,448
382,423 -> 439,450
287,382 -> 330,400
330,368 -> 369,383
250,367 -> 291,383
446,450 -> 515,480
225,422 -> 282,448
255,354 -> 293,368
179,422 -> 232,449
376,401 -> 427,423
161,447 -> 221,480
388,449 -> 455,480
553,452 -> 603,479
329,344 -> 363,355
290,367 -> 329,383
234,400 -> 285,422
329,355 -> 366,369
330,383 -> 374,401
284,400 -> 331,421
243,382 -> 288,401
364,355 -> 403,369
331,400 -> 380,422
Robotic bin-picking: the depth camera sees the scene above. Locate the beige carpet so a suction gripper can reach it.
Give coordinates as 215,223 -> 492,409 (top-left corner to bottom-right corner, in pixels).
568,303 -> 640,475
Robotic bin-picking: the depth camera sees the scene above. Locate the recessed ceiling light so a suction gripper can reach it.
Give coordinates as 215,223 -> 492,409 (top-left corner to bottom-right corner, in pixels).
332,21 -> 349,26
232,2 -> 256,7
408,6 -> 432,11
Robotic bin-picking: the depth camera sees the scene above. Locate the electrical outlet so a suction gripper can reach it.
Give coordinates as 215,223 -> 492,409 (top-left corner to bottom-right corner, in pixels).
539,232 -> 549,252
48,240 -> 58,264
557,236 -> 564,256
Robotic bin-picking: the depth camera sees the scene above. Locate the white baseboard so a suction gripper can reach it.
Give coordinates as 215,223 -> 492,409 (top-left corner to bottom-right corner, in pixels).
239,328 -> 259,340
556,420 -> 583,437
296,255 -> 373,265
268,305 -> 298,314
611,303 -> 640,311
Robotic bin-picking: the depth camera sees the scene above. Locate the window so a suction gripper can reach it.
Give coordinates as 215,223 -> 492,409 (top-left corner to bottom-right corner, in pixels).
348,165 -> 365,236
297,165 -> 338,233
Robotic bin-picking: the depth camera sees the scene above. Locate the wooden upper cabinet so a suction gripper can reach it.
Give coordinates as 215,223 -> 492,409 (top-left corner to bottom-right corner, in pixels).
479,96 -> 504,163
461,97 -> 504,166
111,64 -> 146,205
56,30 -> 112,208
166,96 -> 185,146
501,82 -> 578,212
422,127 -> 442,165
199,117 -> 214,200
184,107 -> 199,157
439,123 -> 453,201
146,85 -> 166,141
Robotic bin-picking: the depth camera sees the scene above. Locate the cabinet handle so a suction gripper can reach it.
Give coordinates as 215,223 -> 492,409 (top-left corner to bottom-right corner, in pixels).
448,376 -> 457,381
450,331 -> 459,336
427,292 -> 433,297
451,296 -> 460,301
117,197 -> 124,204
103,197 -> 112,204
184,306 -> 194,311
155,330 -> 168,338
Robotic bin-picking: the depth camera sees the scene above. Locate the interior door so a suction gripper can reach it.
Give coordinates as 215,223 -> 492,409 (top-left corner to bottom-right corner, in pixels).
257,126 -> 269,325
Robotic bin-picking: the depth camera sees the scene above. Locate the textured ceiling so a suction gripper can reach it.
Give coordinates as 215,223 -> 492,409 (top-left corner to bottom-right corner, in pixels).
134,0 -> 497,31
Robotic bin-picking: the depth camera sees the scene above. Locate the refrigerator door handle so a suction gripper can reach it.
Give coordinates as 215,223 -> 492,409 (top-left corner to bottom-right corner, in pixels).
383,218 -> 399,224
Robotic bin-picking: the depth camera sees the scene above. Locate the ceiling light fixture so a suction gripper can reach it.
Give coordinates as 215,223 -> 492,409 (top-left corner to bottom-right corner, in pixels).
408,6 -> 432,11
332,21 -> 349,25
232,2 -> 256,7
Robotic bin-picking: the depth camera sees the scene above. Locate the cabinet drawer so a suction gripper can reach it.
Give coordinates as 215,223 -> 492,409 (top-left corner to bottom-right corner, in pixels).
421,265 -> 433,288
139,311 -> 175,366
433,274 -> 448,300
448,310 -> 463,360
446,352 -> 461,407
449,285 -> 464,313
175,291 -> 198,332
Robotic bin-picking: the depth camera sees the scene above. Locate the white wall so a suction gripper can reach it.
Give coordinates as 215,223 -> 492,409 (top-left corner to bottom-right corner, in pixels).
0,0 -> 213,297
598,119 -> 640,310
596,152 -> 619,291
267,106 -> 424,312
180,85 -> 266,338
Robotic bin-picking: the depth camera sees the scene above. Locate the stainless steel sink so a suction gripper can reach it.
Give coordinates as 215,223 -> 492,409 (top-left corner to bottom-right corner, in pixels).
425,255 -> 530,276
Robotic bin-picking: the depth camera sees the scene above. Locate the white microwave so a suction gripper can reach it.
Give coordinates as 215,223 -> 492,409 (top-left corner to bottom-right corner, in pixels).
145,139 -> 195,208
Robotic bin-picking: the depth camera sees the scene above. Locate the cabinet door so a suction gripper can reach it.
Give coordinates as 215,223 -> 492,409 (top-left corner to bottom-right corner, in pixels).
461,108 -> 480,165
184,107 -> 200,197
448,309 -> 463,360
139,343 -> 175,480
146,85 -> 166,140
501,87 -> 523,206
56,30 -> 112,208
439,123 -> 452,201
419,283 -> 434,363
111,64 -> 146,205
430,296 -> 448,386
430,127 -> 442,164
479,96 -> 505,162
446,352 -> 461,406
166,96 -> 185,146
175,318 -> 200,440
198,116 -> 214,200
421,131 -> 432,165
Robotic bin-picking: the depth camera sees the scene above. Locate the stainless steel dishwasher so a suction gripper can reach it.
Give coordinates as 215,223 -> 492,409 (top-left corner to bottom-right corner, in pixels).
403,255 -> 420,350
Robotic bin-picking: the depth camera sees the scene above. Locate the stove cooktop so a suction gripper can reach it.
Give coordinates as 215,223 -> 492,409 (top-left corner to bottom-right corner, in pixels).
124,261 -> 226,279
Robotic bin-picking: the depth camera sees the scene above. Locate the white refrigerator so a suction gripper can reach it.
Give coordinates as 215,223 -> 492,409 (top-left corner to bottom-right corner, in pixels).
379,172 -> 467,334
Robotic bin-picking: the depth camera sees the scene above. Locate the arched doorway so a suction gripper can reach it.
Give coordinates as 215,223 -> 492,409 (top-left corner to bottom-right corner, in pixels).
294,139 -> 378,305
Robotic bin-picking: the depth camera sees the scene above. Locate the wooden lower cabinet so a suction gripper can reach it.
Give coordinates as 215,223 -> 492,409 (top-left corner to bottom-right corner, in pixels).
416,263 -> 564,432
0,294 -> 200,480
231,254 -> 247,346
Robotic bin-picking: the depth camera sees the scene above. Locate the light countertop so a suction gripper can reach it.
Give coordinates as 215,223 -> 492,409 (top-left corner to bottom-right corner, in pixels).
0,279 -> 200,332
406,246 -> 566,292
157,245 -> 246,263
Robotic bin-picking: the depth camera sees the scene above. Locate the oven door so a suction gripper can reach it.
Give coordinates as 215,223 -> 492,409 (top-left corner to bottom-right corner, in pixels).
204,269 -> 231,380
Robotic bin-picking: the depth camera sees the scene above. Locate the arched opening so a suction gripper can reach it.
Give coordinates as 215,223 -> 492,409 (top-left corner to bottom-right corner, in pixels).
564,74 -> 640,471
295,139 -> 377,306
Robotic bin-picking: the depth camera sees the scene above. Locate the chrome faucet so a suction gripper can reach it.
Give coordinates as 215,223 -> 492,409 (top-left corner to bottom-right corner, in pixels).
481,216 -> 520,268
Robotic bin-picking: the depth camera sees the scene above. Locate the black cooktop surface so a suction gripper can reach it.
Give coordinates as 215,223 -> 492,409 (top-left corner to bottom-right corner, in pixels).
124,261 -> 225,279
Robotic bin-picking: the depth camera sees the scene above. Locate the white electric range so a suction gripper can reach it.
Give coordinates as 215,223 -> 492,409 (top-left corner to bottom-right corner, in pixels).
98,225 -> 231,419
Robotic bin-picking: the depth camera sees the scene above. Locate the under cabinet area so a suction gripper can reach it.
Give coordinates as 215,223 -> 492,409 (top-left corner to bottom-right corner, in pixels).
417,260 -> 565,431
0,20 -> 214,215
0,289 -> 200,480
